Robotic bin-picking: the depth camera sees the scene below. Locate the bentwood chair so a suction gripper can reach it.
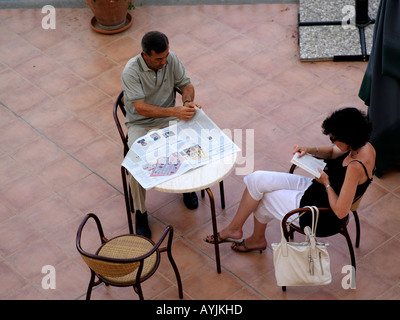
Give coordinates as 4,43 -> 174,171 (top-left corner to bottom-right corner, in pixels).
76,213 -> 183,300
113,90 -> 227,234
279,163 -> 364,291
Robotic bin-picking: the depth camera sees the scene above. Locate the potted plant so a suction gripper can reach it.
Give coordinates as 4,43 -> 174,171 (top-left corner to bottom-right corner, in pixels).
86,0 -> 135,34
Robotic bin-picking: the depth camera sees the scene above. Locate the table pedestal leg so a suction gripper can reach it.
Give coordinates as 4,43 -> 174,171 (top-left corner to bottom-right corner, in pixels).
205,187 -> 221,273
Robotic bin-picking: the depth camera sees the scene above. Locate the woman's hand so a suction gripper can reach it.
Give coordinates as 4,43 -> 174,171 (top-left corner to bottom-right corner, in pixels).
315,168 -> 330,187
292,144 -> 312,158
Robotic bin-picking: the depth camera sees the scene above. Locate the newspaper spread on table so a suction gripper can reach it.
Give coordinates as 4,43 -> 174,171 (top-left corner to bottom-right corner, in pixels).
122,108 -> 240,190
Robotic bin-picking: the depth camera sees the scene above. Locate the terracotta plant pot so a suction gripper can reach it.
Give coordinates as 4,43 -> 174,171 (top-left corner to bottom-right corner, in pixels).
86,0 -> 133,34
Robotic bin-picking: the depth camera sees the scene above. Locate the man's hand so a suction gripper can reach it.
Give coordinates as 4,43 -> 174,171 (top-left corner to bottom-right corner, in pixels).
183,100 -> 202,109
174,105 -> 197,121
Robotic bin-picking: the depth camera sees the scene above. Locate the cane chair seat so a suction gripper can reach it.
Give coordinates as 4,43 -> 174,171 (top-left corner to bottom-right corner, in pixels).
96,235 -> 158,283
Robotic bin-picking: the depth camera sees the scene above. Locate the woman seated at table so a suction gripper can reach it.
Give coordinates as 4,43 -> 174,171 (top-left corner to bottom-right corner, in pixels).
204,107 -> 375,252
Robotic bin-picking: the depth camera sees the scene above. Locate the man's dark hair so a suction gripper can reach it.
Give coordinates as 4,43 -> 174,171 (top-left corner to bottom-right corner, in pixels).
141,31 -> 169,56
322,107 -> 372,150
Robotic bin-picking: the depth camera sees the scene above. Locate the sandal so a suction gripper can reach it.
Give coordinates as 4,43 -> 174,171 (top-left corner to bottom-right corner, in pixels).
203,232 -> 242,244
231,239 -> 266,253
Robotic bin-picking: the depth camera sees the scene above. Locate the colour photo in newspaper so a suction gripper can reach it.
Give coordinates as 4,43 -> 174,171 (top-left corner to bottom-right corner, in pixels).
122,108 -> 240,190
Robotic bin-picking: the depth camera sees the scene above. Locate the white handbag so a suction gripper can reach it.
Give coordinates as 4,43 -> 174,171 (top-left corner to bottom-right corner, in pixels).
272,206 -> 331,287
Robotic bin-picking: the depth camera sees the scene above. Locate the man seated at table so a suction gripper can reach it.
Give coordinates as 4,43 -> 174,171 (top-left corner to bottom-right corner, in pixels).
121,30 -> 202,238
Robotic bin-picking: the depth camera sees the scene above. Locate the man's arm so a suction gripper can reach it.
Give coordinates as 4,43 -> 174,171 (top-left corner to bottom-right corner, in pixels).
181,84 -> 195,105
134,84 -> 201,121
181,84 -> 202,109
133,100 -> 195,121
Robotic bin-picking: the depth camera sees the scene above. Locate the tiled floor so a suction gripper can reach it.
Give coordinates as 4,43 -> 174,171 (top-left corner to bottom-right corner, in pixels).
1,4 -> 400,301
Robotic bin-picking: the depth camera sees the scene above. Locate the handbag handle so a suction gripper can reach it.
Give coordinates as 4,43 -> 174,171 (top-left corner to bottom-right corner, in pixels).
286,206 -> 319,234
309,206 -> 319,235
279,206 -> 319,256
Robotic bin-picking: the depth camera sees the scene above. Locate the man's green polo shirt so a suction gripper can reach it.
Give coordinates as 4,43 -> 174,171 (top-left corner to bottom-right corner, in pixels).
121,51 -> 191,128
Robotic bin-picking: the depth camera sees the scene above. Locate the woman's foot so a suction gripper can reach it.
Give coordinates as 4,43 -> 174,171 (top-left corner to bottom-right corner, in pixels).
203,232 -> 242,244
231,239 -> 267,253
203,228 -> 243,244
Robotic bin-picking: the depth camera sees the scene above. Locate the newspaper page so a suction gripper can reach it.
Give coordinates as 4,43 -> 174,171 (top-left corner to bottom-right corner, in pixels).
122,108 -> 240,189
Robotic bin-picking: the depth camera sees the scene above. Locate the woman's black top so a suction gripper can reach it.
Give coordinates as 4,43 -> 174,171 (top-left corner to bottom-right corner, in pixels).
299,152 -> 372,236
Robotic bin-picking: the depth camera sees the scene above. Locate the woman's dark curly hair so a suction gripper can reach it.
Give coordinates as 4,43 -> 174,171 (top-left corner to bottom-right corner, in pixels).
322,107 -> 372,150
141,31 -> 169,56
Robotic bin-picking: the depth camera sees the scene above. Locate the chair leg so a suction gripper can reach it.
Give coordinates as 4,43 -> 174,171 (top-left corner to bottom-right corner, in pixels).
342,226 -> 357,289
134,284 -> 144,300
166,227 -> 184,298
86,271 -> 96,300
353,210 -> 361,248
169,256 -> 183,299
341,227 -> 356,271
